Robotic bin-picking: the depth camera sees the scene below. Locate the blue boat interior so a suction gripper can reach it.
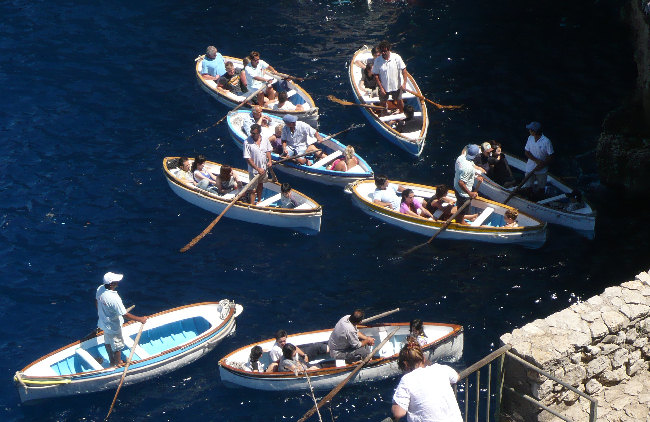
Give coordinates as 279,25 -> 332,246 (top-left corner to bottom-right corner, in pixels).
49,316 -> 212,375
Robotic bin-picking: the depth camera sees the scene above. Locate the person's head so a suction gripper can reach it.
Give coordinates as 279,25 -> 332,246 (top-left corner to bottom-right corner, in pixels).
349,309 -> 365,325
206,46 -> 217,59
401,188 -> 415,204
252,105 -> 263,119
249,345 -> 263,362
274,123 -> 284,136
282,114 -> 297,129
504,209 -> 518,224
480,142 -> 493,156
250,124 -> 262,140
491,141 -> 502,155
371,46 -> 380,58
281,182 -> 292,197
282,343 -> 297,360
435,184 -> 448,199
410,319 -> 424,336
403,104 -> 415,120
249,51 -> 260,66
364,63 -> 373,76
274,329 -> 289,348
179,157 -> 190,171
219,165 -> 232,180
103,272 -> 123,290
465,144 -> 480,161
525,121 -> 542,136
191,155 -> 207,172
225,61 -> 236,75
344,145 -> 355,161
374,175 -> 388,189
378,40 -> 392,59
397,337 -> 426,373
277,91 -> 288,104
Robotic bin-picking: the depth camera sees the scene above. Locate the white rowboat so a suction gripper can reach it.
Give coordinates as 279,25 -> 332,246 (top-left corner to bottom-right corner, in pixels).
15,301 -> 242,402
218,321 -> 463,391
163,157 -> 322,234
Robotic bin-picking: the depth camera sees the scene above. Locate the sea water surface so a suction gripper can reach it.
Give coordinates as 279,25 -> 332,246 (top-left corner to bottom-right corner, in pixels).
0,0 -> 647,421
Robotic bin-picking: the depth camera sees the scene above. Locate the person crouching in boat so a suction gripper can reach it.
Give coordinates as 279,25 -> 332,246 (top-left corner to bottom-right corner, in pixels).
400,189 -> 434,219
279,344 -> 320,374
328,309 -> 376,364
372,174 -> 406,211
243,124 -> 272,205
423,185 -> 456,221
390,338 -> 462,422
96,272 -> 147,367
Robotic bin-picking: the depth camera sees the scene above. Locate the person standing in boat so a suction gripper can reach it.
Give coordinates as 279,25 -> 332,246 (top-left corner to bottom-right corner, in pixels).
523,121 -> 554,199
243,123 -> 272,205
372,40 -> 407,114
201,46 -> 226,80
390,338 -> 462,422
96,272 -> 148,367
280,114 -> 325,165
453,144 -> 483,224
328,309 -> 376,364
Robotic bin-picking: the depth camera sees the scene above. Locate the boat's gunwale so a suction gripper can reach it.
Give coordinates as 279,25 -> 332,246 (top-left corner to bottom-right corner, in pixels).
218,322 -> 462,379
351,179 -> 546,234
195,55 -> 318,116
19,302 -> 236,379
163,157 -> 322,215
348,46 -> 428,146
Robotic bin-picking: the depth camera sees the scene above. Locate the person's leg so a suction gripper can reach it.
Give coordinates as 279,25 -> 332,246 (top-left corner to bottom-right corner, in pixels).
392,90 -> 404,113
344,347 -> 371,364
454,193 -> 468,223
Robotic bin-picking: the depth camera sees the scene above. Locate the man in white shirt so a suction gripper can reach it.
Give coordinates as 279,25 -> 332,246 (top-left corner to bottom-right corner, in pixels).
372,40 -> 408,113
243,123 -> 273,205
453,144 -> 483,224
242,51 -> 277,106
523,121 -> 554,197
372,175 -> 406,210
280,114 -> 325,165
96,272 -> 147,367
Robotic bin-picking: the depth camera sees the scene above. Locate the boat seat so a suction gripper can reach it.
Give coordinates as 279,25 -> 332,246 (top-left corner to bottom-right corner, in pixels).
362,91 -> 417,104
294,203 -> 312,210
470,207 -> 495,226
123,335 -> 151,359
257,193 -> 282,207
336,359 -> 347,367
312,150 -> 342,168
75,347 -> 105,371
379,112 -> 422,123
537,193 -> 567,205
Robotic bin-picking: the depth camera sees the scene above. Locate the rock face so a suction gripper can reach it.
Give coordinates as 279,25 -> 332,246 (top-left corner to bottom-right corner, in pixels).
595,2 -> 650,194
500,270 -> 650,421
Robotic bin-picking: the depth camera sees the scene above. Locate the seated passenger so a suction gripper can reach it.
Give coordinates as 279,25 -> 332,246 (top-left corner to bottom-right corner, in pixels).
358,63 -> 379,97
201,45 -> 226,80
503,209 -> 519,227
217,61 -> 245,95
409,319 -> 428,347
242,105 -> 271,136
280,114 -> 325,165
473,142 -> 493,174
329,146 -> 360,172
372,175 -> 405,210
565,190 -> 585,212
392,104 -> 422,134
328,309 -> 376,364
400,189 -> 434,219
279,183 -> 298,209
278,343 -> 320,373
215,165 -> 242,195
243,345 -> 265,372
241,51 -> 277,106
268,329 -> 329,367
191,155 -> 219,191
423,184 -> 456,220
268,123 -> 284,154
487,142 -> 515,187
272,91 -> 304,111
354,46 -> 379,69
176,157 -> 197,186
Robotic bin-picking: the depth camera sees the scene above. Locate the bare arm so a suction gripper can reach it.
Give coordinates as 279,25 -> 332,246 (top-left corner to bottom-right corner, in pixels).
124,312 -> 147,324
358,331 -> 375,346
391,403 -> 407,420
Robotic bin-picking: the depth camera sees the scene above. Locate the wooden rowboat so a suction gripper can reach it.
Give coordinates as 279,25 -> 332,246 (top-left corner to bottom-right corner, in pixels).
226,110 -> 374,187
195,55 -> 319,127
477,153 -> 596,237
348,46 -> 429,157
347,179 -> 547,248
15,301 -> 243,402
163,157 -> 322,234
218,321 -> 463,391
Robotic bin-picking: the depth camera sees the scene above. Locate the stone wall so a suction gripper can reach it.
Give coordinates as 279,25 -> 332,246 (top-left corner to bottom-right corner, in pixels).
499,270 -> 650,421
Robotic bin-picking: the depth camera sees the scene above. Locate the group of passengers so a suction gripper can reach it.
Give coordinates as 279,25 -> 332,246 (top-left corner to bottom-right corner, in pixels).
176,156 -> 241,195
201,46 -> 302,110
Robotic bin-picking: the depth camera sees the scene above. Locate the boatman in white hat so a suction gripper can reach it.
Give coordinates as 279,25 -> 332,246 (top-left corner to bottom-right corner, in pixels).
280,114 -> 325,165
96,272 -> 147,367
523,121 -> 554,199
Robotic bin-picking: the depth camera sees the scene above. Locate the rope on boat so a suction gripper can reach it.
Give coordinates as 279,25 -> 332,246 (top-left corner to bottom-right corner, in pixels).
303,368 -> 323,422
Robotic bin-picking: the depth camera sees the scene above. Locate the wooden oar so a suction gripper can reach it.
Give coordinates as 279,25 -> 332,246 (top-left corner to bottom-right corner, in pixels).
270,70 -> 308,82
186,86 -> 265,141
503,171 -> 536,204
104,321 -> 146,422
296,327 -> 399,422
360,308 -> 400,325
328,95 -> 385,110
403,88 -> 463,110
403,200 -> 471,256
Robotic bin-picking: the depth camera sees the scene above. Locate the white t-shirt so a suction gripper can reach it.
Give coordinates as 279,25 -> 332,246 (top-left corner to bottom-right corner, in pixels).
372,52 -> 406,93
244,59 -> 270,90
243,136 -> 272,174
524,134 -> 553,174
393,364 -> 463,422
373,184 -> 401,210
272,101 -> 296,111
269,342 -> 283,362
97,289 -> 127,335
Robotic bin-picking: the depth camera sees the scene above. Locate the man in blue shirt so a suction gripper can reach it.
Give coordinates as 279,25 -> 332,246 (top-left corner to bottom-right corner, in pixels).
201,45 -> 226,80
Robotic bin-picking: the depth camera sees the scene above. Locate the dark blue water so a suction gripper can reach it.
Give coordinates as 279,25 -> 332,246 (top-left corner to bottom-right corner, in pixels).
1,0 -> 646,420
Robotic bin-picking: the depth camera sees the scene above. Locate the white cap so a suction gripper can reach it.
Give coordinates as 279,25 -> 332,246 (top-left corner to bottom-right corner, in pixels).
103,272 -> 124,284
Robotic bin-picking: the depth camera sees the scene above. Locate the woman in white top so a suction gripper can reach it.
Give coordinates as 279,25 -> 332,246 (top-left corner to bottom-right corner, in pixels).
391,338 -> 463,422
